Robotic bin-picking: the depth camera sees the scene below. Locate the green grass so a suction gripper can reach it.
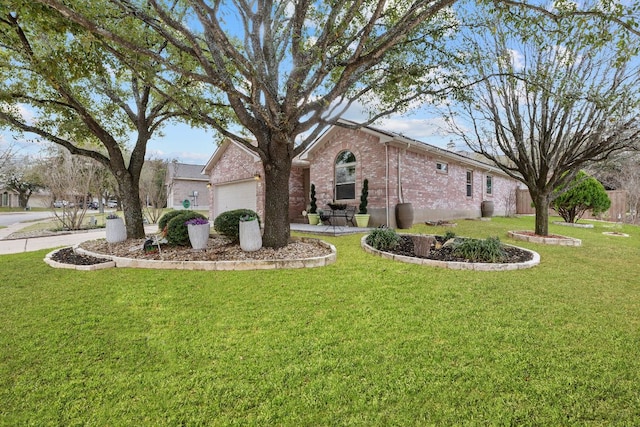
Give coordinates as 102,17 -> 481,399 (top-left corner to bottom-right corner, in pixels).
1,216 -> 640,425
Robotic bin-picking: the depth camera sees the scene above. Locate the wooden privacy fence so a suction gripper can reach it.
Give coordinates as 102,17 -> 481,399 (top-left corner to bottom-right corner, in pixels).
516,189 -> 627,221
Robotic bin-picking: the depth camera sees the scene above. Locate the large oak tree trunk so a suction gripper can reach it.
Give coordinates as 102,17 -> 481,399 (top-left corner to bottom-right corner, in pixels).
259,133 -> 293,249
262,159 -> 292,249
115,170 -> 146,239
533,192 -> 551,236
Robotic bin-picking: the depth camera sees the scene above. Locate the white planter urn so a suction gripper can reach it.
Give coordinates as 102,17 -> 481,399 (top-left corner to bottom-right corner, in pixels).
105,217 -> 127,243
187,223 -> 210,250
239,219 -> 262,252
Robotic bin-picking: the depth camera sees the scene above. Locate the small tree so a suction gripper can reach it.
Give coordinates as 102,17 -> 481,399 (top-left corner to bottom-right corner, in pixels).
42,149 -> 99,230
139,158 -> 169,224
553,171 -> 611,223
448,9 -> 640,236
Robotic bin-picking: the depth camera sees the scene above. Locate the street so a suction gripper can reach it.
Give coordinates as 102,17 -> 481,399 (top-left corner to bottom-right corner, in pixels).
0,211 -> 55,227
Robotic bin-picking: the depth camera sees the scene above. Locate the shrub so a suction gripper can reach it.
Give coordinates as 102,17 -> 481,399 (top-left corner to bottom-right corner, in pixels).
358,179 -> 369,214
214,209 -> 261,242
158,210 -> 184,232
165,211 -> 208,246
552,170 -> 611,223
309,184 -> 317,214
443,230 -> 456,241
366,227 -> 401,251
452,236 -> 505,263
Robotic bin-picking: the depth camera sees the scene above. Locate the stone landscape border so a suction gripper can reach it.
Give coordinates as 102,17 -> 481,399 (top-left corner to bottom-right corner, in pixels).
552,221 -> 594,228
44,248 -> 116,271
508,230 -> 582,246
361,235 -> 540,271
73,236 -> 336,271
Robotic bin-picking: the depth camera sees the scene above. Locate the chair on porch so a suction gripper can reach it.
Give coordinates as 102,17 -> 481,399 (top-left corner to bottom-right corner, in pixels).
345,205 -> 356,227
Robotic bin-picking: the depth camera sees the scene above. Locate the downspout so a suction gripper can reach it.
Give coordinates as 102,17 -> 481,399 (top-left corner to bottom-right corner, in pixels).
385,144 -> 389,226
397,142 -> 411,204
397,149 -> 402,204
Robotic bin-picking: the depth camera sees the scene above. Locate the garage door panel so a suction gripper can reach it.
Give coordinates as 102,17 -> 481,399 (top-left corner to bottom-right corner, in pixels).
214,181 -> 257,218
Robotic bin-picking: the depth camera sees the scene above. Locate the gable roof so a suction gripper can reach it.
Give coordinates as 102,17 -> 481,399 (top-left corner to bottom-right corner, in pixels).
299,119 -> 509,175
202,137 -> 261,174
168,162 -> 208,181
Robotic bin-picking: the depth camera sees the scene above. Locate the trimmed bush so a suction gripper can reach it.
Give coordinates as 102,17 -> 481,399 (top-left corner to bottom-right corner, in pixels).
366,227 -> 401,251
358,179 -> 369,214
166,211 -> 208,246
309,184 -> 317,214
452,236 -> 505,263
552,170 -> 611,223
158,210 -> 184,233
214,209 -> 261,242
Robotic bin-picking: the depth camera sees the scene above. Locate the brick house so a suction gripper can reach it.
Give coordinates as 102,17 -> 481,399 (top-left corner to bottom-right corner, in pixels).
203,121 -> 521,227
165,162 -> 210,210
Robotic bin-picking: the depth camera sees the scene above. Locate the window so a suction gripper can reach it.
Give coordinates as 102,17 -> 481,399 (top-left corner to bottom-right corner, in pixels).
335,150 -> 356,200
436,162 -> 448,173
466,171 -> 473,197
486,175 -> 493,195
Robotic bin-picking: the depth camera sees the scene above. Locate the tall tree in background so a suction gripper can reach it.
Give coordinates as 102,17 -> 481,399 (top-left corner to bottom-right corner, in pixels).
1,155 -> 42,208
0,141 -> 14,175
0,2 -> 200,238
448,8 -> 640,236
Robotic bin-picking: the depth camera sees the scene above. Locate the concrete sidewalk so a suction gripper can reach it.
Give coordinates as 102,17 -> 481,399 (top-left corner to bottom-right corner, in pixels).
0,223 -> 158,255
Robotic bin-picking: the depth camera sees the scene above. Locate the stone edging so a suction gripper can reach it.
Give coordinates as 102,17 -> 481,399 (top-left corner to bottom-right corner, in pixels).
44,248 -> 116,271
74,237 -> 337,271
360,235 -> 540,271
552,221 -> 594,228
508,231 -> 582,246
602,232 -> 630,237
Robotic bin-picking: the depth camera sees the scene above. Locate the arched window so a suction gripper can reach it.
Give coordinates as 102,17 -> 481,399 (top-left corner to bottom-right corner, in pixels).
335,150 -> 356,200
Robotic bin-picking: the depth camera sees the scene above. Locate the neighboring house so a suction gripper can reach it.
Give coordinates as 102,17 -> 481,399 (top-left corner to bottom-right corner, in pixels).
1,187 -> 50,208
203,121 -> 521,227
165,162 -> 210,210
0,188 -> 18,207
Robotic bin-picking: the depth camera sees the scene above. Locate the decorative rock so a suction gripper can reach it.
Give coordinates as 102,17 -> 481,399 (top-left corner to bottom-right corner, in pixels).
412,235 -> 435,257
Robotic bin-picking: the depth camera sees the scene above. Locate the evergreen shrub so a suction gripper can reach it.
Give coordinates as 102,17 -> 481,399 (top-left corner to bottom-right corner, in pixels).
214,209 -> 261,242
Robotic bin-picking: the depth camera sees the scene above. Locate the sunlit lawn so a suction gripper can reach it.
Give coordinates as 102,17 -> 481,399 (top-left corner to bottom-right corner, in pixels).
1,216 -> 639,425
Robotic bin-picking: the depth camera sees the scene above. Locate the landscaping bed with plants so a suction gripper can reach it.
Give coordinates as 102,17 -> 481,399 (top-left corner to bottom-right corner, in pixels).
70,209 -> 332,266
365,228 -> 534,264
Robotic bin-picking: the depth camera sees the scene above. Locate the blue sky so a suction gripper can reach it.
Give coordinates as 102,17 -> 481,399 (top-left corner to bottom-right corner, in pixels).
1,105 -> 455,166
144,110 -> 454,165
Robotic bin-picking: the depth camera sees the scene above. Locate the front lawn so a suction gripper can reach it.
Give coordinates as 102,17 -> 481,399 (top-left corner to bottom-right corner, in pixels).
1,216 -> 639,425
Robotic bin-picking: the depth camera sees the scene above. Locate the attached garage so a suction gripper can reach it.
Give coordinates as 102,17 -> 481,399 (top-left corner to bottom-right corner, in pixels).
213,179 -> 257,219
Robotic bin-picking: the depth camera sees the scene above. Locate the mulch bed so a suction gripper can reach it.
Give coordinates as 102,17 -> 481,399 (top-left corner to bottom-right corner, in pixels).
386,235 -> 533,263
50,247 -> 112,266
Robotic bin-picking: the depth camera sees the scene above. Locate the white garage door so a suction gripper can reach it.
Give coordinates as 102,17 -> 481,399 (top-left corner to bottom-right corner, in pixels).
214,180 -> 257,218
